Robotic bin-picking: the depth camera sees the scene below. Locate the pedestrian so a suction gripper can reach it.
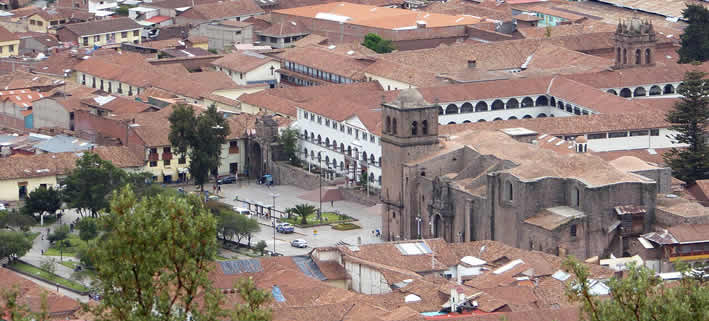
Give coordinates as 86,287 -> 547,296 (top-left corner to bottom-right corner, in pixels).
330,200 -> 334,207
217,184 -> 222,194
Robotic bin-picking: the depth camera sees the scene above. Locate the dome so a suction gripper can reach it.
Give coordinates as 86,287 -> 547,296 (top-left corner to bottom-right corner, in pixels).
389,88 -> 430,109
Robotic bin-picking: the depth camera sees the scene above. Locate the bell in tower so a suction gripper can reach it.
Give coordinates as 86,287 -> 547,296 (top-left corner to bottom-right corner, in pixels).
613,17 -> 657,69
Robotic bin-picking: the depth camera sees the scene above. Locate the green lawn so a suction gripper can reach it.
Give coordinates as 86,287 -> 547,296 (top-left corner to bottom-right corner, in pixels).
332,222 -> 361,231
9,262 -> 89,292
282,212 -> 351,225
44,234 -> 82,257
216,255 -> 230,261
25,231 -> 40,241
59,261 -> 80,269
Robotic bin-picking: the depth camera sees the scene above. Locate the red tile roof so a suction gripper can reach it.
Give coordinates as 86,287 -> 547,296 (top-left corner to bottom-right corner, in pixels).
145,15 -> 171,23
211,51 -> 275,73
0,25 -> 20,42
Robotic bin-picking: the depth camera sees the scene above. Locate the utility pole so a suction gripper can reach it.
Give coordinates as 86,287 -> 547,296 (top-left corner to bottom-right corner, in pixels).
318,153 -> 322,222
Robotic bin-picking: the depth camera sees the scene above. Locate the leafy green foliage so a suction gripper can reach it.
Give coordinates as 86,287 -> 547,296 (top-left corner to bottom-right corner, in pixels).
0,210 -> 36,231
169,104 -> 230,190
47,224 -> 70,243
230,277 -> 272,321
76,217 -> 99,242
0,231 -> 32,262
290,204 -> 316,225
22,187 -> 61,219
664,71 -> 709,184
87,186 -> 224,321
254,240 -> 268,256
564,257 -> 709,321
217,212 -> 260,244
39,258 -> 57,281
278,128 -> 300,165
62,153 -> 128,217
678,4 -> 709,63
362,33 -> 395,53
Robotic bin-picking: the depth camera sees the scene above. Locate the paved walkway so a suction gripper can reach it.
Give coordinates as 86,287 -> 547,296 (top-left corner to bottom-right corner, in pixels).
215,183 -> 384,256
19,209 -> 91,301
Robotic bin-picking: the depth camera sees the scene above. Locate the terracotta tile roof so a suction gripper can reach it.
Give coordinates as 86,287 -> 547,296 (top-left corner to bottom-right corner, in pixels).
145,15 -> 171,23
155,63 -> 191,77
49,86 -> 99,112
277,45 -> 373,80
211,51 -> 275,73
592,147 -> 671,166
565,63 -> 709,89
31,7 -> 94,21
0,151 -> 78,179
548,77 -> 648,114
338,239 -> 454,273
225,112 -> 258,139
94,145 -> 143,167
177,0 -> 264,20
10,5 -> 42,18
442,307 -> 580,321
425,0 -> 513,21
667,224 -> 709,243
442,110 -> 670,137
292,34 -> 328,47
272,301 -> 394,321
519,21 -> 615,39
83,95 -> 154,114
146,0 -> 221,9
113,104 -> 200,147
0,268 -> 80,316
63,17 -> 142,36
185,71 -> 239,92
141,38 -> 186,50
0,25 -> 19,42
0,71 -> 61,91
518,4 -> 587,22
274,2 -> 482,29
257,20 -> 309,36
312,258 -> 347,280
242,15 -> 272,31
0,89 -> 45,108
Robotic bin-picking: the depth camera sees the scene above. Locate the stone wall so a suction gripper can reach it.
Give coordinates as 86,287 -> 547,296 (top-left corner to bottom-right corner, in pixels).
655,207 -> 709,226
271,161 -> 333,190
338,187 -> 379,207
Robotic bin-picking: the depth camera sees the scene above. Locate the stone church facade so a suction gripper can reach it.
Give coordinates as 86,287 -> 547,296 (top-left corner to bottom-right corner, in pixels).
380,89 -> 661,259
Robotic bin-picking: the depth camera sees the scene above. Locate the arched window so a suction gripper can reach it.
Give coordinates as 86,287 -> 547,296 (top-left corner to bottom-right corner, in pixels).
385,116 -> 391,133
505,181 -> 513,201
378,156 -> 382,165
506,98 -> 519,109
572,187 -> 581,207
664,84 -> 675,94
622,48 -> 627,64
445,104 -> 458,114
491,100 -> 504,110
303,148 -> 308,157
620,88 -> 632,97
475,101 -> 488,112
437,106 -> 444,115
370,154 -> 375,164
332,140 -> 337,150
550,97 -> 556,107
304,130 -> 308,139
523,115 -> 532,119
340,143 -> 344,152
645,48 -> 651,64
508,116 -> 517,120
325,137 -> 330,147
557,100 -> 564,109
537,113 -> 547,118
325,155 -> 329,164
347,146 -> 352,156
310,151 -> 314,159
635,49 -> 641,65
649,86 -> 662,96
521,97 -> 534,107
362,151 -> 367,162
392,118 -> 397,135
422,120 -> 428,135
317,135 -> 322,144
448,121 -> 456,124
634,87 -> 646,97
411,121 -> 418,136
340,161 -> 344,170
606,89 -> 618,95
535,96 -> 548,106
460,102 -> 474,113
310,132 -> 314,141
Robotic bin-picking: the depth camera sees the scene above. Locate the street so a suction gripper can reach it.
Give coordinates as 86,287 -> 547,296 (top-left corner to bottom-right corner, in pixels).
214,182 -> 383,255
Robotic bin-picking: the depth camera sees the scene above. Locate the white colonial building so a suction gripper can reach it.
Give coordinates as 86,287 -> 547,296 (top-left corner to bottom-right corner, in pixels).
294,107 -> 382,189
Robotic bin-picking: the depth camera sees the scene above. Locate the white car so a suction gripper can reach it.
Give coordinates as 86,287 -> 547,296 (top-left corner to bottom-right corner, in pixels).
291,239 -> 308,248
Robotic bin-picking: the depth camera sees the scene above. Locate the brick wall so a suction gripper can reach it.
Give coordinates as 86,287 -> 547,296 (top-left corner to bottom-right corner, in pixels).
655,207 -> 709,227
271,161 -> 334,190
74,110 -> 146,157
0,113 -> 24,129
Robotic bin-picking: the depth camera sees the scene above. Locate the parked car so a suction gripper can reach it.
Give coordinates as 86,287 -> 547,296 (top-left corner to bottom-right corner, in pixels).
217,175 -> 237,184
276,223 -> 294,234
291,239 -> 308,248
233,207 -> 251,216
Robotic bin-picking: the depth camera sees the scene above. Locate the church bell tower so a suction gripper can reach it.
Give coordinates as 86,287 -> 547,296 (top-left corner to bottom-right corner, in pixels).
613,17 -> 657,69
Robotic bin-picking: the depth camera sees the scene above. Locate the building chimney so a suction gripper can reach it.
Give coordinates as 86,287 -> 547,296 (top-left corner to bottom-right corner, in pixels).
467,60 -> 477,68
416,20 -> 426,28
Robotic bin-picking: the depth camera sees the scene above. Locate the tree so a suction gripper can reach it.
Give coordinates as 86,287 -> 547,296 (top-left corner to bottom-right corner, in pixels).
564,257 -> 709,321
47,224 -> 70,243
218,213 -> 260,245
77,217 -> 98,242
278,128 -> 300,166
664,70 -> 709,184
0,231 -> 32,263
362,33 -> 395,53
0,210 -> 36,232
230,277 -> 271,321
40,258 -> 57,281
678,4 -> 709,63
291,204 -> 315,225
21,187 -> 61,220
169,104 -> 230,191
254,240 -> 268,256
87,186 -> 224,321
62,153 -> 127,217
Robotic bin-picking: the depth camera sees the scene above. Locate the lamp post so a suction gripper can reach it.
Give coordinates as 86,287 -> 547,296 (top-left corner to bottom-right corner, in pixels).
271,218 -> 276,255
318,153 -> 323,222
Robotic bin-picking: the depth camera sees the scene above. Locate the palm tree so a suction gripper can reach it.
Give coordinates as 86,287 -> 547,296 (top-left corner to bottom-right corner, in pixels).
292,204 -> 316,225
